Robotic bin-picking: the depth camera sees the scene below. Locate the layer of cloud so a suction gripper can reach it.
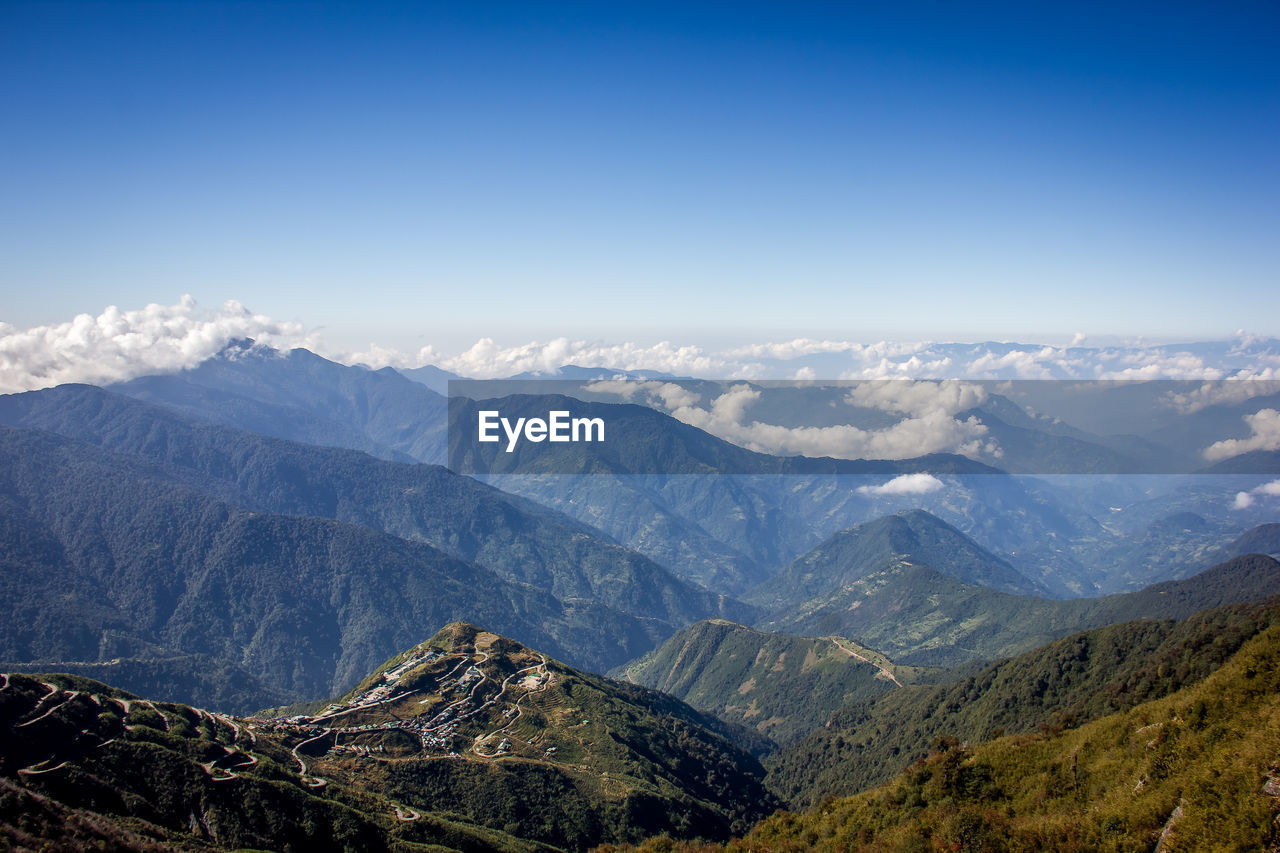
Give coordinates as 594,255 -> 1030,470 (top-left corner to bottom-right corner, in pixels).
0,296 -> 308,393
1203,409 -> 1280,462
666,385 -> 996,461
1164,376 -> 1280,414
1232,478 -> 1280,509
584,379 -> 699,410
856,473 -> 946,496
583,380 -> 998,461
280,336 -> 1280,386
1098,350 -> 1227,381
4,298 -> 1279,403
845,379 -> 989,418
725,338 -> 867,360
430,337 -> 734,379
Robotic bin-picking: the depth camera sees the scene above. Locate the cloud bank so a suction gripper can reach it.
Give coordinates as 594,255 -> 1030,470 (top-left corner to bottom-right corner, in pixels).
396,334 -> 1280,383
585,382 -> 998,461
1165,378 -> 1280,414
4,297 -> 1280,403
0,296 -> 308,393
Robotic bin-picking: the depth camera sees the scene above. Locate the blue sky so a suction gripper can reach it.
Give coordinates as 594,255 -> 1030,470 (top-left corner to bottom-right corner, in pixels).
2,1 -> 1277,350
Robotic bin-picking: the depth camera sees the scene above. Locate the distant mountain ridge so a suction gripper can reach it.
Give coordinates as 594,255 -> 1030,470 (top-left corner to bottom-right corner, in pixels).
0,383 -> 748,632
113,341 -> 448,464
0,423 -> 678,711
751,508 -> 1280,667
745,509 -> 1052,609
72,347 -> 1266,598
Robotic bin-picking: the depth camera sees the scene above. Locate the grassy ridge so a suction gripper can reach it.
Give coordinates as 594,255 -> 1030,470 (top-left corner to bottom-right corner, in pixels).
766,597 -> 1280,808
617,620 -> 933,749
2,624 -> 778,852
599,605 -> 1280,852
0,673 -> 548,852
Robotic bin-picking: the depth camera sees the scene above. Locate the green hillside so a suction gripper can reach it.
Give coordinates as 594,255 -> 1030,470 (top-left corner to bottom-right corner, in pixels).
753,508 -> 1280,667
617,620 -> 933,748
766,597 -> 1280,808
0,672 -> 548,852
0,625 -> 776,852
599,602 -> 1280,852
746,509 -> 1049,608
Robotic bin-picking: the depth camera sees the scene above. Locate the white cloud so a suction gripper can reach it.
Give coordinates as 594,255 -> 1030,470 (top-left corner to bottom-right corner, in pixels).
585,379 -> 700,410
666,386 -> 993,460
5,298 -> 1279,402
965,347 -> 1060,379
1203,409 -> 1280,461
725,338 -> 861,360
345,342 -> 419,369
0,295 -> 309,393
842,354 -> 957,380
706,384 -> 761,424
1163,376 -> 1280,414
331,333 -> 1280,384
430,337 -> 730,379
856,473 -> 946,496
1232,478 -> 1280,510
844,379 -> 989,418
586,379 -> 994,460
1098,350 -> 1225,380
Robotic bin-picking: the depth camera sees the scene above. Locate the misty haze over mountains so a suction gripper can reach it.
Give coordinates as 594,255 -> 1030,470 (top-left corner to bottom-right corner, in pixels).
1,328 -> 1279,850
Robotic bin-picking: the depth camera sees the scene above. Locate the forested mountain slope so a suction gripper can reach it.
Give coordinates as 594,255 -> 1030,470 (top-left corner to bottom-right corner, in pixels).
766,597 -> 1280,808
605,599 -> 1280,852
0,425 -> 669,710
617,620 -> 933,749
753,510 -> 1280,667
0,383 -> 747,629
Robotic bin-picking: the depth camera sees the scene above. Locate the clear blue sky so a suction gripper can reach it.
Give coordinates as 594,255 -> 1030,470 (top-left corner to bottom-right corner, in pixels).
2,1 -> 1277,349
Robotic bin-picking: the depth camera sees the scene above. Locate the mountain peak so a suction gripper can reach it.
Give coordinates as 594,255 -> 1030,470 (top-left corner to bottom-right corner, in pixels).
745,509 -> 1050,623
214,337 -> 271,360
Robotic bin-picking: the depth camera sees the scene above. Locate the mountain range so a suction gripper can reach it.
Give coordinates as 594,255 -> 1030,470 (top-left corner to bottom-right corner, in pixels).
751,510 -> 1280,666
2,345 -> 1279,851
615,598 -> 1280,851
0,383 -> 745,632
0,398 -> 757,709
620,550 -> 1280,757
42,343 -> 1270,600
